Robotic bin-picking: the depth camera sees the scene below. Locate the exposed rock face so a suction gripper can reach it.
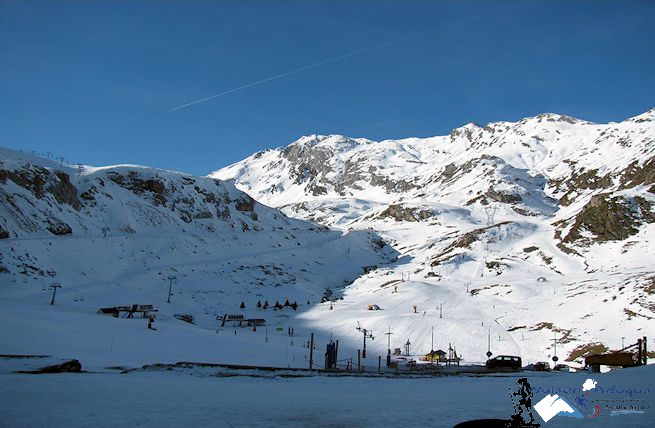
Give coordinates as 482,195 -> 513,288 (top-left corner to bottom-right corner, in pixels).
235,195 -> 255,212
564,194 -> 655,243
634,196 -> 655,222
0,166 -> 81,210
550,168 -> 613,195
282,143 -> 335,186
50,172 -> 81,210
431,222 -> 512,265
46,219 -> 73,236
486,188 -> 522,204
0,153 -> 278,241
214,111 -> 653,227
108,171 -> 166,206
619,156 -> 655,189
379,204 -> 432,222
0,148 -> 398,317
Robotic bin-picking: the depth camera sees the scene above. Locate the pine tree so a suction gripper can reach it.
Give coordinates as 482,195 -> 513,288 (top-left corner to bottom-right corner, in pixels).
257,300 -> 262,309
240,301 -> 245,309
263,300 -> 269,309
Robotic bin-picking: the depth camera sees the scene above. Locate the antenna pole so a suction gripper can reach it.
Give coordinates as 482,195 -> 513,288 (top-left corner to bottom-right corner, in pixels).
384,325 -> 393,367
166,276 -> 176,303
431,326 -> 434,352
356,322 -> 374,359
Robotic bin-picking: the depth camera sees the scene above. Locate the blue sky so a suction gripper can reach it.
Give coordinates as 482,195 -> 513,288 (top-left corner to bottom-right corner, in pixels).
1,1 -> 653,175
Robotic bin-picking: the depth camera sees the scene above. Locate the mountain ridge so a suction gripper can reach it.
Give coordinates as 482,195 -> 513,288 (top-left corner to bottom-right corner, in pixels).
211,109 -> 654,364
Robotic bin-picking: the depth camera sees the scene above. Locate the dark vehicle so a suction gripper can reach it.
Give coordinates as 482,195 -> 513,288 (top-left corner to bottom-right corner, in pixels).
486,355 -> 522,369
534,361 -> 550,371
553,364 -> 569,371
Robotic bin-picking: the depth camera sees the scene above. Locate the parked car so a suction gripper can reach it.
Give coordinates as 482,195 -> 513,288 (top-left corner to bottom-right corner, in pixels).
533,361 -> 550,371
486,355 -> 522,369
553,364 -> 569,371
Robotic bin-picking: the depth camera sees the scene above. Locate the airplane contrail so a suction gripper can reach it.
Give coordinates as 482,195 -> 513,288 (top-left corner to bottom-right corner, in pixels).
170,29 -> 434,111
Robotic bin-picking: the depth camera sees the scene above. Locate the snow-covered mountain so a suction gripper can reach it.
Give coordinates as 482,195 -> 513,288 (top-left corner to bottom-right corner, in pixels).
212,110 -> 655,364
0,146 -> 396,332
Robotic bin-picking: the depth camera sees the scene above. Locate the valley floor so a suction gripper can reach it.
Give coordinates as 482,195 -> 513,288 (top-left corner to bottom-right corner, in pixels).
1,363 -> 653,427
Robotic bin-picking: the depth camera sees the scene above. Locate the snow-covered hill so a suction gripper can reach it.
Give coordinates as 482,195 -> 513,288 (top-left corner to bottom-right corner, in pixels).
0,146 -> 396,338
212,110 -> 655,365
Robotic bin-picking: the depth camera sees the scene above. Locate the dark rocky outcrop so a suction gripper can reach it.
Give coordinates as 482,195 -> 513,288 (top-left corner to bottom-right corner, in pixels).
564,194 -> 655,243
108,171 -> 166,206
464,194 -> 488,206
282,143 -> 334,185
0,167 -> 81,210
308,184 -> 328,196
619,156 -> 655,189
379,204 -> 432,222
46,219 -> 72,236
431,222 -> 511,265
49,172 -> 81,210
21,359 -> 82,374
193,210 -> 213,219
486,188 -> 522,204
551,168 -> 613,205
235,195 -> 255,212
0,167 -> 48,197
79,185 -> 97,202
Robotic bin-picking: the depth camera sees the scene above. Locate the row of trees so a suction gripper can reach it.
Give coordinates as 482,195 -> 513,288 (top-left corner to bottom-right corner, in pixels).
240,299 -> 301,311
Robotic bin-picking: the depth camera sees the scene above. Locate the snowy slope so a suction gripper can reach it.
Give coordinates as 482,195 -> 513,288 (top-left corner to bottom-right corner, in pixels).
0,147 -> 398,369
212,110 -> 655,365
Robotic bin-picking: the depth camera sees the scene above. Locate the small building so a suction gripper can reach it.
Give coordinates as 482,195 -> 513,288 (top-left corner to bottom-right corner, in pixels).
424,349 -> 447,362
125,304 -> 157,318
174,314 -> 194,324
97,304 -> 157,318
243,318 -> 266,327
586,352 -> 638,368
219,314 -> 265,328
97,307 -> 119,317
220,314 -> 244,327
